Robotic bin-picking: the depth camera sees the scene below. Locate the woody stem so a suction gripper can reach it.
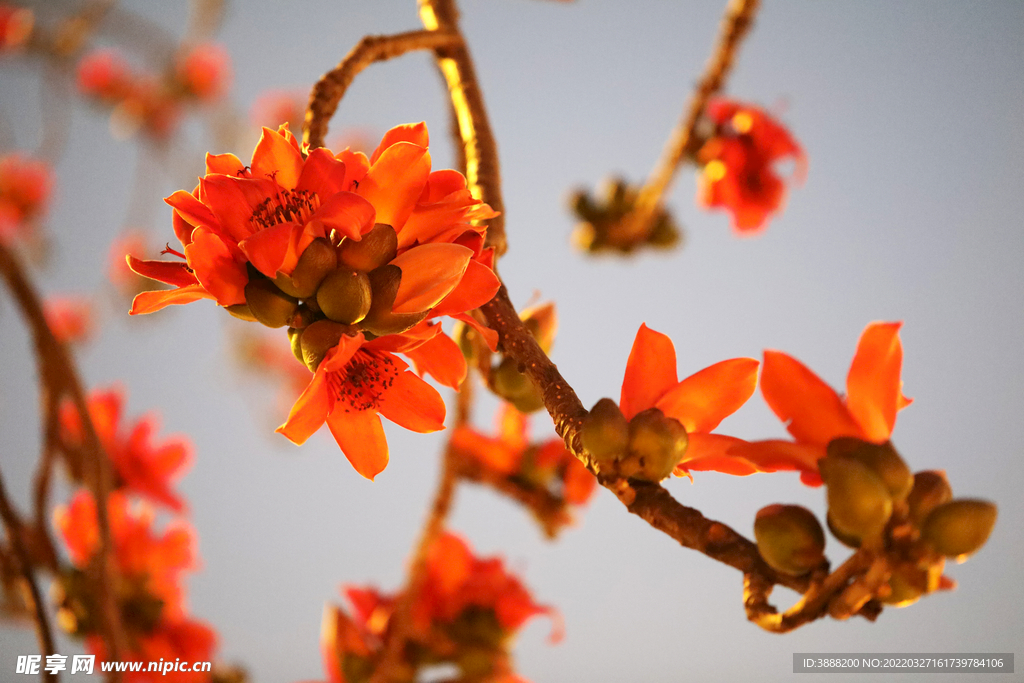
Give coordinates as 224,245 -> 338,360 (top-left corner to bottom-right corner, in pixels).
621,0 -> 760,243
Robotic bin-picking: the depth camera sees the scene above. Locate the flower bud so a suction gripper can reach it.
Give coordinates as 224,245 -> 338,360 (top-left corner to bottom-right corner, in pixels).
492,356 -> 545,413
826,437 -> 913,502
753,504 -> 826,576
581,398 -> 629,466
921,499 -> 997,559
338,223 -> 398,272
880,563 -> 939,607
360,264 -> 429,336
621,407 -> 688,482
225,303 -> 257,322
907,470 -> 953,526
275,237 -> 337,299
826,511 -> 861,548
298,319 -> 353,372
287,327 -> 303,364
820,456 -> 893,542
244,278 -> 298,328
317,266 -> 372,325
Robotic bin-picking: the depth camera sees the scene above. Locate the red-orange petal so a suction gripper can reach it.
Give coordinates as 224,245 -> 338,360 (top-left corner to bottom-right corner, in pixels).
727,438 -> 824,477
428,259 -> 499,318
390,243 -> 472,314
185,228 -> 248,305
846,321 -> 909,442
369,122 -> 429,165
239,221 -> 306,277
452,312 -> 499,352
296,147 -> 350,198
165,190 -> 217,232
126,256 -> 198,287
451,426 -> 521,475
275,370 -> 330,445
761,349 -> 863,445
357,142 -> 430,230
205,152 -> 244,176
326,409 -> 389,480
378,371 -> 446,434
656,357 -> 758,433
403,331 -> 466,390
251,126 -> 303,189
308,191 -> 375,241
128,283 -> 214,315
619,324 -> 678,421
676,433 -> 758,475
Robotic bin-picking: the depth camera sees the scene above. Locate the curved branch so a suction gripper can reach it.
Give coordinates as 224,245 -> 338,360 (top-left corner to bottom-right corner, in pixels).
303,29 -> 462,151
622,0 -> 761,243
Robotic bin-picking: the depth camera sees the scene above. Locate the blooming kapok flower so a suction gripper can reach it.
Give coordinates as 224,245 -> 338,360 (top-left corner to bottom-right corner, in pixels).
43,295 -> 94,344
0,4 -> 32,52
59,387 -> 193,512
696,98 -> 806,234
54,491 -> 216,682
174,43 -> 231,101
733,321 -> 913,486
276,332 -> 445,480
618,323 -> 769,477
76,49 -> 134,103
0,152 -> 52,241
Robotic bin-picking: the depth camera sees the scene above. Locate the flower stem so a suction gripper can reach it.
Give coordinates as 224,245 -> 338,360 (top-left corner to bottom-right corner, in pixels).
303,29 -> 462,151
621,0 -> 761,243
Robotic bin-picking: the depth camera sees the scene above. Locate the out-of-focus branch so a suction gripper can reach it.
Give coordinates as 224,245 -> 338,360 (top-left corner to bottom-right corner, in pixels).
620,0 -> 760,243
419,0 -> 506,256
0,243 -> 128,673
303,29 -> 462,151
0,469 -> 57,682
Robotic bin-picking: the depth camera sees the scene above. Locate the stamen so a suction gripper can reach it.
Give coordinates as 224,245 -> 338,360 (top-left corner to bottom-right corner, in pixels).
250,188 -> 321,232
161,243 -> 187,259
326,350 -> 399,413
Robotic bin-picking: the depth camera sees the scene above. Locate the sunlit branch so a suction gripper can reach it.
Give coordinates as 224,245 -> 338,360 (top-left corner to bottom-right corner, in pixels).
0,468 -> 58,683
419,0 -> 507,257
0,243 -> 129,673
621,0 -> 760,243
303,29 -> 462,151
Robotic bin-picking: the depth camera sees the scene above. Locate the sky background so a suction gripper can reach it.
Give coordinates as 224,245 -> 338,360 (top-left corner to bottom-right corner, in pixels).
2,1 -> 1023,682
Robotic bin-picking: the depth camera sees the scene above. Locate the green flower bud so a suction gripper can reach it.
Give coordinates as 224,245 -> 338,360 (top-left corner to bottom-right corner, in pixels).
826,437 -> 913,502
299,319 -> 354,372
880,563 -> 929,607
359,265 -> 429,336
509,384 -> 546,414
338,223 -> 398,272
225,303 -> 258,322
907,470 -> 953,526
492,356 -> 545,413
287,327 -> 304,364
317,267 -> 372,325
622,407 -> 688,482
244,278 -> 299,328
921,499 -> 997,559
274,237 -> 337,299
826,511 -> 861,548
581,398 -> 629,466
754,504 -> 826,576
820,456 -> 893,542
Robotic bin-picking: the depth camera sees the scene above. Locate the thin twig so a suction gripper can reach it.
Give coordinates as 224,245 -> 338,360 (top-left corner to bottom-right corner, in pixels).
620,0 -> 761,243
0,243 -> 128,672
419,0 -> 507,256
0,468 -> 58,683
303,29 -> 462,151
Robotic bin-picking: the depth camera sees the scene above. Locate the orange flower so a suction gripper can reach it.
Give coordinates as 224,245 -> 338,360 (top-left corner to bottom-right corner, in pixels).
276,332 -> 445,480
0,4 -> 32,52
618,323 -> 765,477
696,98 -> 806,234
174,43 -> 231,101
86,618 -> 216,683
76,49 -> 133,103
735,321 -> 913,486
128,122 -> 498,320
59,388 -> 193,512
43,295 -> 94,344
0,152 -> 52,241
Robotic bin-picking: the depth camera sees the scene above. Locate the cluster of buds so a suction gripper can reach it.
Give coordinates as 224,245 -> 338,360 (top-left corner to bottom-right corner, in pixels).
76,43 -> 229,140
485,303 -> 556,413
754,437 -> 996,609
581,398 -> 688,482
318,532 -> 555,683
570,177 -> 680,255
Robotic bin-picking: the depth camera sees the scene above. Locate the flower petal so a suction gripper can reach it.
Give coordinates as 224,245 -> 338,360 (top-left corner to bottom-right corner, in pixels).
205,152 -> 245,176
239,221 -> 307,277
308,191 -> 376,241
165,190 -> 217,232
760,349 -> 863,445
128,284 -> 214,315
451,426 -> 521,475
369,122 -> 429,165
727,439 -> 824,478
127,256 -> 198,287
251,126 -> 303,189
184,228 -> 248,305
452,312 -> 499,351
276,370 -> 330,445
403,331 -> 467,390
619,324 -> 678,421
428,259 -> 499,318
846,321 -> 911,442
390,243 -> 472,314
656,358 -> 759,434
326,409 -> 389,480
675,433 -> 758,475
357,142 -> 430,230
378,371 -> 446,433
296,147 -> 351,197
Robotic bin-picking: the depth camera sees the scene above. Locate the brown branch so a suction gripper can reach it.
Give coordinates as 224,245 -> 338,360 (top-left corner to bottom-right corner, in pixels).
0,468 -> 58,683
303,29 -> 462,151
419,0 -> 507,257
0,243 -> 128,672
620,0 -> 761,243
